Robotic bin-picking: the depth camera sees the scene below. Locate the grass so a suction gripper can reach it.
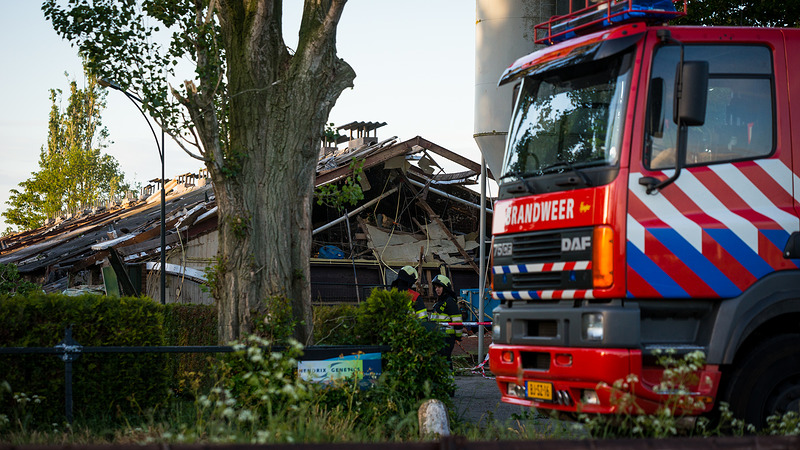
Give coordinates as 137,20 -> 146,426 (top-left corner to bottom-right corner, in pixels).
4,343 -> 800,444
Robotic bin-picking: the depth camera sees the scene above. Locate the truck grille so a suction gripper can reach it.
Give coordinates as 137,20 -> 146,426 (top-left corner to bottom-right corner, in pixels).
509,232 -> 562,264
513,271 -> 563,290
493,227 -> 594,292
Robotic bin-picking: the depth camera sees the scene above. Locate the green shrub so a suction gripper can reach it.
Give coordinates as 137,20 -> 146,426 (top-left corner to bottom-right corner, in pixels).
252,295 -> 295,345
0,263 -> 41,296
0,293 -> 169,426
574,349 -> 800,438
0,289 -> 455,440
165,288 -> 453,442
221,336 -> 312,417
352,288 -> 454,415
163,303 -> 218,397
577,350 -> 711,438
312,304 -> 358,345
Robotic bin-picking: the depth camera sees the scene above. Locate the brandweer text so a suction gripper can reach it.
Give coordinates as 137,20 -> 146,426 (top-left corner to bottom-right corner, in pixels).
505,199 -> 575,226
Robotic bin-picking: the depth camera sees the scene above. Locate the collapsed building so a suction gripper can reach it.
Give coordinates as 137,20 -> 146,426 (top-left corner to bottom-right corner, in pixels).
0,123 -> 494,307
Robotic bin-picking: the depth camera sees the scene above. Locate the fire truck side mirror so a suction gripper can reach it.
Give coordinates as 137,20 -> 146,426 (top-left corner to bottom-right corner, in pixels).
785,232 -> 800,259
673,60 -> 709,127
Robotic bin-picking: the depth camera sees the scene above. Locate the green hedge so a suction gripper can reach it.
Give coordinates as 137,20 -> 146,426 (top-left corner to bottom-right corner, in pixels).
163,303 -> 218,396
0,294 -> 218,424
312,303 -> 359,345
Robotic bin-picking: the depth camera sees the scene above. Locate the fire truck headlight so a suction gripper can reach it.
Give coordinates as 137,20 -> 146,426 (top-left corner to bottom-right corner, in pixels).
507,382 -> 525,398
582,313 -> 604,341
581,389 -> 600,405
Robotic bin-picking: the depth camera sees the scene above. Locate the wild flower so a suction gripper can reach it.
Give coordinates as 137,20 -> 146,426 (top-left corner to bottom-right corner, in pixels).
579,350 -> 713,438
236,409 -> 255,423
255,430 -> 270,444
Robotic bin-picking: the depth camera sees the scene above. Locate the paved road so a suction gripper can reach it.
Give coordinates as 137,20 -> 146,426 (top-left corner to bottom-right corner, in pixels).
452,374 -> 530,426
451,374 -> 586,439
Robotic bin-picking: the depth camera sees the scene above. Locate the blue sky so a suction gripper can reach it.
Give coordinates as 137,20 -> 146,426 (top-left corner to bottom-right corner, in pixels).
0,1 -> 486,230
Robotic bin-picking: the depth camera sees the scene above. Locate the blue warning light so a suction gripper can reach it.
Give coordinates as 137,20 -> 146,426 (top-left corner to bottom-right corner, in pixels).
536,0 -> 686,45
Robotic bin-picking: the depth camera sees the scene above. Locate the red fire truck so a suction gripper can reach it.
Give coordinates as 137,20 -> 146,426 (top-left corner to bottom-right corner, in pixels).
487,0 -> 800,426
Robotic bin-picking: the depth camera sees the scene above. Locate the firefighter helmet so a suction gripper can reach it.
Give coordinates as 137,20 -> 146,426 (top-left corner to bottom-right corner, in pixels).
398,265 -> 418,283
391,265 -> 418,290
431,274 -> 452,291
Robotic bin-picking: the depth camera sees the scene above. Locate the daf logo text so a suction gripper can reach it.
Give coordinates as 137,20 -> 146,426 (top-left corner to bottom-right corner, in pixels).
562,236 -> 591,252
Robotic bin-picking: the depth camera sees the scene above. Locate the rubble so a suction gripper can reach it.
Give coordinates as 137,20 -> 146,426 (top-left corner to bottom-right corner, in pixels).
0,126 -> 494,305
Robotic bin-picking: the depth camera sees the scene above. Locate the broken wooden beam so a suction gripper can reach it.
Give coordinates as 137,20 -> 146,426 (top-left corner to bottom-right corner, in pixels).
402,178 -> 480,274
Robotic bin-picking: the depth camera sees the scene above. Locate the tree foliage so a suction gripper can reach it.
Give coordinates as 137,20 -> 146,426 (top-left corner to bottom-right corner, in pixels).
42,0 -> 356,343
0,264 -> 41,296
3,70 -> 130,232
315,159 -> 364,213
677,1 -> 800,27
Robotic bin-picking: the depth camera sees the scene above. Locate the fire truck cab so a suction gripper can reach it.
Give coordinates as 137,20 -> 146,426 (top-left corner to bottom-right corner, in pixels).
487,0 -> 800,427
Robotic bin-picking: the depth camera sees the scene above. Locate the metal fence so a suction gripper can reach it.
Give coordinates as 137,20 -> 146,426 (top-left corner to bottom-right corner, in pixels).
0,326 -> 389,424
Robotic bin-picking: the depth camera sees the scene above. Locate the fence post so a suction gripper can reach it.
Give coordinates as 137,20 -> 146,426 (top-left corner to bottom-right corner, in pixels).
54,326 -> 82,425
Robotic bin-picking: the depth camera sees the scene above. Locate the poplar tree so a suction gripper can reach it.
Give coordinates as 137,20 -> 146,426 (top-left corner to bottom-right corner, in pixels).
4,71 -> 129,232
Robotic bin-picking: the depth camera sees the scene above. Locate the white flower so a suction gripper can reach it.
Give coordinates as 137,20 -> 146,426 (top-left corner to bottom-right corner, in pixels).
237,409 -> 254,422
256,430 -> 270,444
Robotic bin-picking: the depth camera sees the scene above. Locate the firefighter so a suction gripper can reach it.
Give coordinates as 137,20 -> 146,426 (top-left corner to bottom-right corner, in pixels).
391,265 -> 426,319
430,274 -> 463,366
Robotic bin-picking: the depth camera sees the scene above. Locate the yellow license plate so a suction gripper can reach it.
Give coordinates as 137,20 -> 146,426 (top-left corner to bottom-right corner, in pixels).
526,381 -> 553,401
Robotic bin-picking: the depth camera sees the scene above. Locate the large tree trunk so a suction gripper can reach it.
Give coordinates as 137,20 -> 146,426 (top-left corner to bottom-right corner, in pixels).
209,0 -> 355,344
42,0 -> 355,343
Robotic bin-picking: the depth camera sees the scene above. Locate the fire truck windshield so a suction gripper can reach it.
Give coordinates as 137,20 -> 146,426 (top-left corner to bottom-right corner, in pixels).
502,51 -> 633,181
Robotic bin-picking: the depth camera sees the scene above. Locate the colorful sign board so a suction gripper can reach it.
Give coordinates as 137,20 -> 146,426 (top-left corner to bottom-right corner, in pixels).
298,352 -> 382,388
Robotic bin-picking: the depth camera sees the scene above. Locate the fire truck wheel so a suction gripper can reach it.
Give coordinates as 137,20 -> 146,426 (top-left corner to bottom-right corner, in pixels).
720,334 -> 800,429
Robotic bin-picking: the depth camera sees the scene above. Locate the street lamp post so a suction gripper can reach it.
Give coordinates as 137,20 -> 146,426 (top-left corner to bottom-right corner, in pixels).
99,79 -> 167,305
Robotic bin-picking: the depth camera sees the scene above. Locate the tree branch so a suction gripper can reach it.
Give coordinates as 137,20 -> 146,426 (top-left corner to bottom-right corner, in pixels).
319,0 -> 347,50
297,0 -> 348,70
173,81 -> 224,171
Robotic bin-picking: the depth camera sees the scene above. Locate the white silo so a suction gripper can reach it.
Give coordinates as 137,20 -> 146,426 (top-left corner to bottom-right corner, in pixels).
474,0 -> 556,177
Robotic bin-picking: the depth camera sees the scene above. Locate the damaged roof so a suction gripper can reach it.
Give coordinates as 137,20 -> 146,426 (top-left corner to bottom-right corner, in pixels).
0,180 -> 217,291
0,133 -> 493,291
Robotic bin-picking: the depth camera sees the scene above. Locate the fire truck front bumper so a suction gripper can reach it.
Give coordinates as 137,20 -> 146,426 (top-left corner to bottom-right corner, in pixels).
488,344 -> 720,415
